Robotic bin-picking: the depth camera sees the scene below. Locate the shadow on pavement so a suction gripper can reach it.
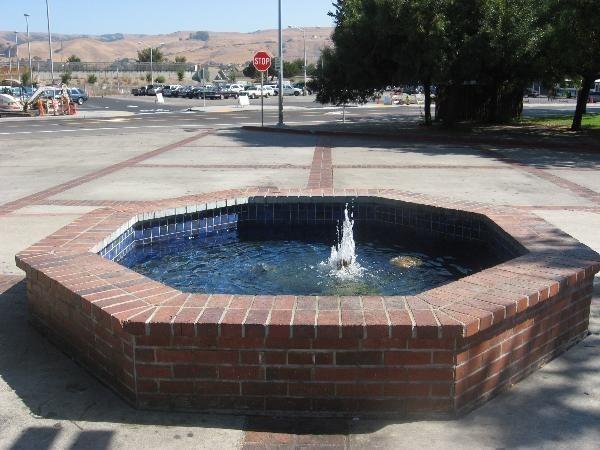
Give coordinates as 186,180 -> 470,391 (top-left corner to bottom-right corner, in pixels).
221,127 -> 600,171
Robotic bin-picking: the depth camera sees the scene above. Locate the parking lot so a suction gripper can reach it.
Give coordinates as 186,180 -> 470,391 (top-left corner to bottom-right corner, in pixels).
0,96 -> 599,448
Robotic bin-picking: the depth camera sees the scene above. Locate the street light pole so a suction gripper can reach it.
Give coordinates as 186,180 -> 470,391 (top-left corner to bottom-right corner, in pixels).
290,26 -> 308,96
15,32 -> 20,77
45,0 -> 54,84
150,47 -> 153,83
277,0 -> 284,127
25,14 -> 33,90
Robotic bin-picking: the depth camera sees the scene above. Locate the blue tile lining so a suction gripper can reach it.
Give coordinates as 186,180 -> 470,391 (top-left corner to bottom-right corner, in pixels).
99,199 -> 526,263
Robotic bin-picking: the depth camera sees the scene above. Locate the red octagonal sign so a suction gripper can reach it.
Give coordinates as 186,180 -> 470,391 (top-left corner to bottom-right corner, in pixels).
253,51 -> 272,72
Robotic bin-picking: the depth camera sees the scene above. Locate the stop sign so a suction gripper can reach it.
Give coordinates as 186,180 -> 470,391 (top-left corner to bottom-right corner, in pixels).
253,51 -> 272,72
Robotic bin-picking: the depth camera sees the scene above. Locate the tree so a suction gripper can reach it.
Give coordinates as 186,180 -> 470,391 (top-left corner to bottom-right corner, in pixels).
175,56 -> 187,63
545,0 -> 600,130
21,70 -> 31,86
154,75 -> 165,83
177,69 -> 185,82
189,31 -> 209,41
137,47 -> 165,63
60,71 -> 72,85
318,0 -> 543,125
243,63 -> 258,79
87,74 -> 97,85
439,0 -> 543,123
315,0 -> 448,125
146,73 -> 152,82
283,59 -> 305,77
66,54 -> 81,63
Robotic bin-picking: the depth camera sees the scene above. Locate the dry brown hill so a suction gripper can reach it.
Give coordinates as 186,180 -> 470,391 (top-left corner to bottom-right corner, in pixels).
0,28 -> 333,65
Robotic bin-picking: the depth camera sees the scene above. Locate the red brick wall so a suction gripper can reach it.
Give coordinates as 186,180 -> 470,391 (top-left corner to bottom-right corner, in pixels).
134,334 -> 456,415
26,268 -> 137,404
24,265 -> 594,417
454,278 -> 593,412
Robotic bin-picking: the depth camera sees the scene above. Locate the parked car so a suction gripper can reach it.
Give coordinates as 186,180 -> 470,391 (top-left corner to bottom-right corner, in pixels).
226,84 -> 246,94
146,84 -> 163,96
162,85 -> 181,97
193,87 -> 223,100
0,93 -> 23,112
68,88 -> 89,105
244,85 -> 270,99
293,82 -> 313,95
170,86 -> 185,98
215,86 -> 240,99
524,88 -> 539,98
589,91 -> 600,103
177,85 -> 195,98
270,84 -> 302,96
262,85 -> 275,97
133,86 -> 147,96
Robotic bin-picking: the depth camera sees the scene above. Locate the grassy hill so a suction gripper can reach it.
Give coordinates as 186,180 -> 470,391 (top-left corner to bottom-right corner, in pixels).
0,28 -> 333,65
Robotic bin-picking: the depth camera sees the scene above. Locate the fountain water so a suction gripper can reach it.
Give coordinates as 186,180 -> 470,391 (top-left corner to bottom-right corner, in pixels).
326,205 -> 363,278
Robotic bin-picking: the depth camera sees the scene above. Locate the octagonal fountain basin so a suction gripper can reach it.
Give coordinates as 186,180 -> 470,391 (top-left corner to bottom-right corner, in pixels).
119,204 -> 506,297
16,191 -> 600,418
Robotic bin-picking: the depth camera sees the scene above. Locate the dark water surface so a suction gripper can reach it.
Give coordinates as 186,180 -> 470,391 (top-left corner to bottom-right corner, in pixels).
120,224 -> 498,296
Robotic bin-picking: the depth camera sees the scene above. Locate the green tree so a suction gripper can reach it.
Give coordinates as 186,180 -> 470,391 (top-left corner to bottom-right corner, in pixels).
243,63 -> 258,79
154,75 -> 165,83
283,59 -> 305,77
175,56 -> 187,63
137,47 -> 165,63
440,0 -> 543,123
21,70 -> 32,86
66,54 -> 81,63
545,0 -> 600,130
318,0 -> 543,125
87,74 -> 98,85
177,69 -> 185,82
315,0 -> 448,125
189,31 -> 209,41
60,71 -> 72,85
146,73 -> 152,82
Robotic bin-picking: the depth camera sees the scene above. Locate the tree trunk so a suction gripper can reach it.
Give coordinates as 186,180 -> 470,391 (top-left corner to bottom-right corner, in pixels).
572,74 -> 594,131
424,81 -> 432,126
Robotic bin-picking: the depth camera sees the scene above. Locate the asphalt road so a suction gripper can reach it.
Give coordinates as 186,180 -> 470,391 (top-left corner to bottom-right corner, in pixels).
0,95 -> 597,140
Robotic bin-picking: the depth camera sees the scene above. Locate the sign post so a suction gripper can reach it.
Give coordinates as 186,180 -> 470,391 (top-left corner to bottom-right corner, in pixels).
253,51 -> 272,128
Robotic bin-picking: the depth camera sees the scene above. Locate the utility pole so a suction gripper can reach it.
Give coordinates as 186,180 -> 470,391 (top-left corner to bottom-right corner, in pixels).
290,26 -> 308,95
277,0 -> 284,126
25,14 -> 33,89
15,32 -> 20,77
45,0 -> 54,84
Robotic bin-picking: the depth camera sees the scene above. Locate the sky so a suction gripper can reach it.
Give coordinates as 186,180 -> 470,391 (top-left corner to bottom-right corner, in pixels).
3,0 -> 335,35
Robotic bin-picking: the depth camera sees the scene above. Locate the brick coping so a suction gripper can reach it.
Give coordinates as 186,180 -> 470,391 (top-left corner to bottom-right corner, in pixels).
15,188 -> 600,344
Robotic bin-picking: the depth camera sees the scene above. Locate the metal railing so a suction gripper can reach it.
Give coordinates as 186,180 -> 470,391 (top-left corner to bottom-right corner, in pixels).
0,61 -> 205,73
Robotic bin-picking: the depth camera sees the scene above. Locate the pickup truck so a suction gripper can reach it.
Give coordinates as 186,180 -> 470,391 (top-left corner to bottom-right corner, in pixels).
244,85 -> 262,99
269,85 -> 302,96
244,85 -> 273,99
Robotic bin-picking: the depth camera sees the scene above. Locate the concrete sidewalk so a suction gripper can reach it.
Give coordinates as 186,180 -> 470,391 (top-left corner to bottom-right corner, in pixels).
0,126 -> 598,449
